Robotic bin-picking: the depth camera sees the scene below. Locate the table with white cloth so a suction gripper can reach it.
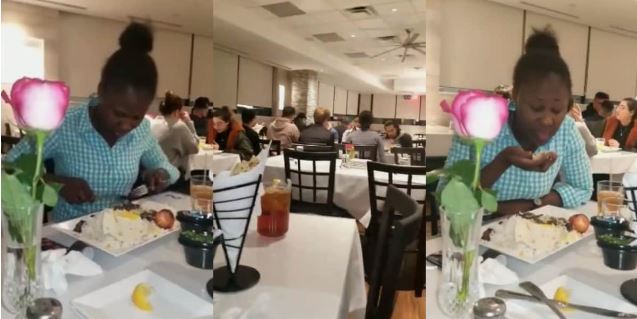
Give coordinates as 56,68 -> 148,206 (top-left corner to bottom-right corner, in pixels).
1,192 -> 366,319
590,151 -> 637,175
187,150 -> 241,178
263,155 -> 426,227
426,201 -> 636,318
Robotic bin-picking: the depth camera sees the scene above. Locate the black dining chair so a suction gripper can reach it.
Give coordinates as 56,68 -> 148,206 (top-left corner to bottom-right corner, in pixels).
352,144 -> 378,161
391,147 -> 425,166
366,161 -> 426,297
412,139 -> 425,148
365,185 -> 422,319
283,149 -> 349,217
259,139 -> 281,156
290,143 -> 335,152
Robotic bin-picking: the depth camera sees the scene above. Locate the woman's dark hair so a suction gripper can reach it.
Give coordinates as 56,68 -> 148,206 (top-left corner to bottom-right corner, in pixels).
241,108 -> 256,124
213,106 -> 233,123
623,98 -> 637,121
358,111 -> 373,130
100,23 -> 158,98
384,120 -> 401,135
194,97 -> 210,109
282,106 -> 296,118
159,91 -> 183,115
513,27 -> 572,103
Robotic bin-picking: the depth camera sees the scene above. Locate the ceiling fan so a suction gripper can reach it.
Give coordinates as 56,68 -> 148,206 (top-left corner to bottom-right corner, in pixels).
371,29 -> 425,62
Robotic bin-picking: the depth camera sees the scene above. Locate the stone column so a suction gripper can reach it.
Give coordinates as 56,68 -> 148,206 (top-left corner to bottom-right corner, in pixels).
290,70 -> 319,123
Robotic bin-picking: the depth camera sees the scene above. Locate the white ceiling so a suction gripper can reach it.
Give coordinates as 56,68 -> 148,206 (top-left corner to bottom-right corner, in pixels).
488,0 -> 637,39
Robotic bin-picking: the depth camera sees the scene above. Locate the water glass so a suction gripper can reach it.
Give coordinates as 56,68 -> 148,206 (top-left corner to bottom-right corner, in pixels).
597,180 -> 623,216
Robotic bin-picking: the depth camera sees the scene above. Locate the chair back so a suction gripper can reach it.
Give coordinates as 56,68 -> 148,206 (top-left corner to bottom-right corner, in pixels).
365,185 -> 421,319
352,144 -> 378,161
367,162 -> 426,224
283,149 -> 338,210
290,143 -> 334,152
412,139 -> 425,148
391,147 -> 425,166
260,139 -> 281,156
624,186 -> 637,219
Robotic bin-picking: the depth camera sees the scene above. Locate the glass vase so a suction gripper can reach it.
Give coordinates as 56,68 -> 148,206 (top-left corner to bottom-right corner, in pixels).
436,208 -> 483,318
1,203 -> 44,316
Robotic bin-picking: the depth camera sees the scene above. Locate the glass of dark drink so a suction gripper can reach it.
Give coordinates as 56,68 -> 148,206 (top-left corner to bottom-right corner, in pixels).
258,179 -> 291,237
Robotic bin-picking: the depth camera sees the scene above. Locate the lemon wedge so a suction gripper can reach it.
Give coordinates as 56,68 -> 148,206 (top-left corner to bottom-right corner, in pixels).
553,287 -> 572,311
131,283 -> 153,312
116,211 -> 140,220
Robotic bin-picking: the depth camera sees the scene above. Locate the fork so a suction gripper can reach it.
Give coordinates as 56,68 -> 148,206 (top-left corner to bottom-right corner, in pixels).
519,281 -> 566,319
128,185 -> 149,199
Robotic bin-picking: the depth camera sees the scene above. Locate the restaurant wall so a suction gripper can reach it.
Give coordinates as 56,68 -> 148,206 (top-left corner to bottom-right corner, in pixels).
429,0 -> 637,125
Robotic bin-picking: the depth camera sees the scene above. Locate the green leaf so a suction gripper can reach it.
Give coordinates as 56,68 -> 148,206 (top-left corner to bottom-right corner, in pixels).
480,188 -> 498,213
42,182 -> 58,207
446,160 -> 476,186
440,177 -> 480,217
426,169 -> 446,184
1,171 -> 35,216
13,153 -> 39,186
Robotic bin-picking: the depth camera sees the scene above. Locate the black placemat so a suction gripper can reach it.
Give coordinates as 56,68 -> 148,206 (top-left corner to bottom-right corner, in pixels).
620,278 -> 637,306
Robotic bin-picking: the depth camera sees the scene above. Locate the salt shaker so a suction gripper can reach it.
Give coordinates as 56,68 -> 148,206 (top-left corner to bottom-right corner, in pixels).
26,298 -> 62,319
473,297 -> 507,319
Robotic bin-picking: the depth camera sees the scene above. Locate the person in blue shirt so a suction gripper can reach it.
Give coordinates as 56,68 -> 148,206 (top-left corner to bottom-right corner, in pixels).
444,28 -> 593,216
5,23 -> 179,221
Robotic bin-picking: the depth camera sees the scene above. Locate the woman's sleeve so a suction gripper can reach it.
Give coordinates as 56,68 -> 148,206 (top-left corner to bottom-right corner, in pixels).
553,123 -> 593,208
4,129 -> 60,162
235,133 -> 254,160
139,122 -> 180,184
576,122 -> 598,157
436,135 -> 472,191
177,124 -> 199,155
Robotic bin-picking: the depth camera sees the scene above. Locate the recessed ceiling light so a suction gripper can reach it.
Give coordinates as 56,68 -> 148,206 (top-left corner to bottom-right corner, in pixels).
392,8 -> 398,12
351,34 -> 356,38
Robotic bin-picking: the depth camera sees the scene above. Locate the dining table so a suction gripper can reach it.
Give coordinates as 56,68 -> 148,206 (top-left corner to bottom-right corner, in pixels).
187,150 -> 241,179
426,201 -> 637,318
590,150 -> 637,175
263,155 -> 426,227
1,192 -> 367,319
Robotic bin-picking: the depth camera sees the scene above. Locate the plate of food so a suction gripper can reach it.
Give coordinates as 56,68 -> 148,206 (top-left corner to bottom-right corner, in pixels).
480,205 -> 593,264
72,269 -> 213,319
502,275 -> 637,318
52,201 -> 179,257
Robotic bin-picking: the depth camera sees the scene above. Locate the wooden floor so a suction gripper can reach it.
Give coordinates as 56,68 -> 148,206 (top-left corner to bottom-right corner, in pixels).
392,291 -> 425,319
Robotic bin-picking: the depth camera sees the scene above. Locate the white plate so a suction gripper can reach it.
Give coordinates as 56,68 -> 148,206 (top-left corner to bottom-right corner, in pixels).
505,275 -> 637,318
72,269 -> 213,319
600,146 -> 622,152
480,205 -> 594,264
52,200 -> 179,257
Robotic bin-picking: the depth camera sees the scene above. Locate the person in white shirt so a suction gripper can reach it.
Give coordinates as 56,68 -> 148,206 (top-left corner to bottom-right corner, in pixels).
569,100 -> 597,157
341,116 -> 359,143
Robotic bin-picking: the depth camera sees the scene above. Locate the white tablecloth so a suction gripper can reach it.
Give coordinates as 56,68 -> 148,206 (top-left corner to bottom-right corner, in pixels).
263,155 -> 426,227
187,151 -> 241,178
590,151 -> 637,174
2,192 -> 366,319
426,201 -> 636,318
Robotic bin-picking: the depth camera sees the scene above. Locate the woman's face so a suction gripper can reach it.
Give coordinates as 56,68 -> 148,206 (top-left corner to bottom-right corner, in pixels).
513,74 -> 570,149
213,117 -> 229,133
615,101 -> 633,123
385,125 -> 398,139
96,86 -> 152,139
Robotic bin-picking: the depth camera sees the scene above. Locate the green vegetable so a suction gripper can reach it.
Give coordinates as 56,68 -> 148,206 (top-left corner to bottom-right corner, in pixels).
181,230 -> 217,245
599,234 -> 635,246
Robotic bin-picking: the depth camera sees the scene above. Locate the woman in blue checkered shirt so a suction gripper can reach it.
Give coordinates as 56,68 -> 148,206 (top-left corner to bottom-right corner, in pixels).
444,28 -> 593,216
5,23 -> 180,221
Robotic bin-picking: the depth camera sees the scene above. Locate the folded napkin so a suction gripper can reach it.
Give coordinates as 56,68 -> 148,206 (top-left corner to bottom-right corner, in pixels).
219,293 -> 272,319
478,256 -> 519,298
42,248 -> 103,295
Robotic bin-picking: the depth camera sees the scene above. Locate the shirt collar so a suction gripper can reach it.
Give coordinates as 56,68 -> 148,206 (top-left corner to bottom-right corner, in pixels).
78,98 -> 97,135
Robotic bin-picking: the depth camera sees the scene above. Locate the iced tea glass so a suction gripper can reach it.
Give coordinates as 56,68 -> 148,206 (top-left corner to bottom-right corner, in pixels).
258,180 -> 291,237
190,173 -> 214,215
597,180 -> 624,216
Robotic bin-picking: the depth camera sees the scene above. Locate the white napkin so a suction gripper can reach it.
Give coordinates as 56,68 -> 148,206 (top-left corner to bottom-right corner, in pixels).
478,256 -> 519,297
219,293 -> 271,319
214,145 -> 270,273
42,248 -> 103,295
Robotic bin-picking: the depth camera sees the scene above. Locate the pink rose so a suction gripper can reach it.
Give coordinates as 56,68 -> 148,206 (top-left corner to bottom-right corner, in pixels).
1,77 -> 70,131
440,90 -> 508,141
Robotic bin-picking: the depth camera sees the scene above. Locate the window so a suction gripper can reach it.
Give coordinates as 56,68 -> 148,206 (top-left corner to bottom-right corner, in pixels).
278,84 -> 285,110
1,24 -> 45,83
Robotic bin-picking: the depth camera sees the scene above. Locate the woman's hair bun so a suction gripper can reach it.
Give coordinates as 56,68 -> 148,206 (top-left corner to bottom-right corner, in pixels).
119,22 -> 154,54
524,27 -> 560,55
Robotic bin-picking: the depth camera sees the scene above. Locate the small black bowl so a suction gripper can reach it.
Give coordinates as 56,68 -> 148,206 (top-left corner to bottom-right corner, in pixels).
597,235 -> 637,271
177,210 -> 216,232
178,230 -> 222,269
590,216 -> 629,240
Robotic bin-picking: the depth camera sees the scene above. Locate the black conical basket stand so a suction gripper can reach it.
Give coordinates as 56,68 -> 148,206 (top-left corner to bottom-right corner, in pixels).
206,174 -> 262,296
620,187 -> 637,306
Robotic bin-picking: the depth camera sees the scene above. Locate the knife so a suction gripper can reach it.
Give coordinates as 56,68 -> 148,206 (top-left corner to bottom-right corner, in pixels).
520,281 -> 567,319
496,289 -> 637,318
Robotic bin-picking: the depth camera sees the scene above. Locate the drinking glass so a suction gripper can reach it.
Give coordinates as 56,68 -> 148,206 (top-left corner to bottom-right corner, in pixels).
595,138 -> 605,150
190,173 -> 214,215
597,180 -> 624,216
258,180 -> 291,237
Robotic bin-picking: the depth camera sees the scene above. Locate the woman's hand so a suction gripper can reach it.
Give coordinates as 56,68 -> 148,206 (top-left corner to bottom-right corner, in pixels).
54,176 -> 95,204
179,111 -> 190,122
211,142 -> 219,150
569,107 -> 584,122
608,139 -> 620,148
144,169 -> 170,193
499,146 -> 557,172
